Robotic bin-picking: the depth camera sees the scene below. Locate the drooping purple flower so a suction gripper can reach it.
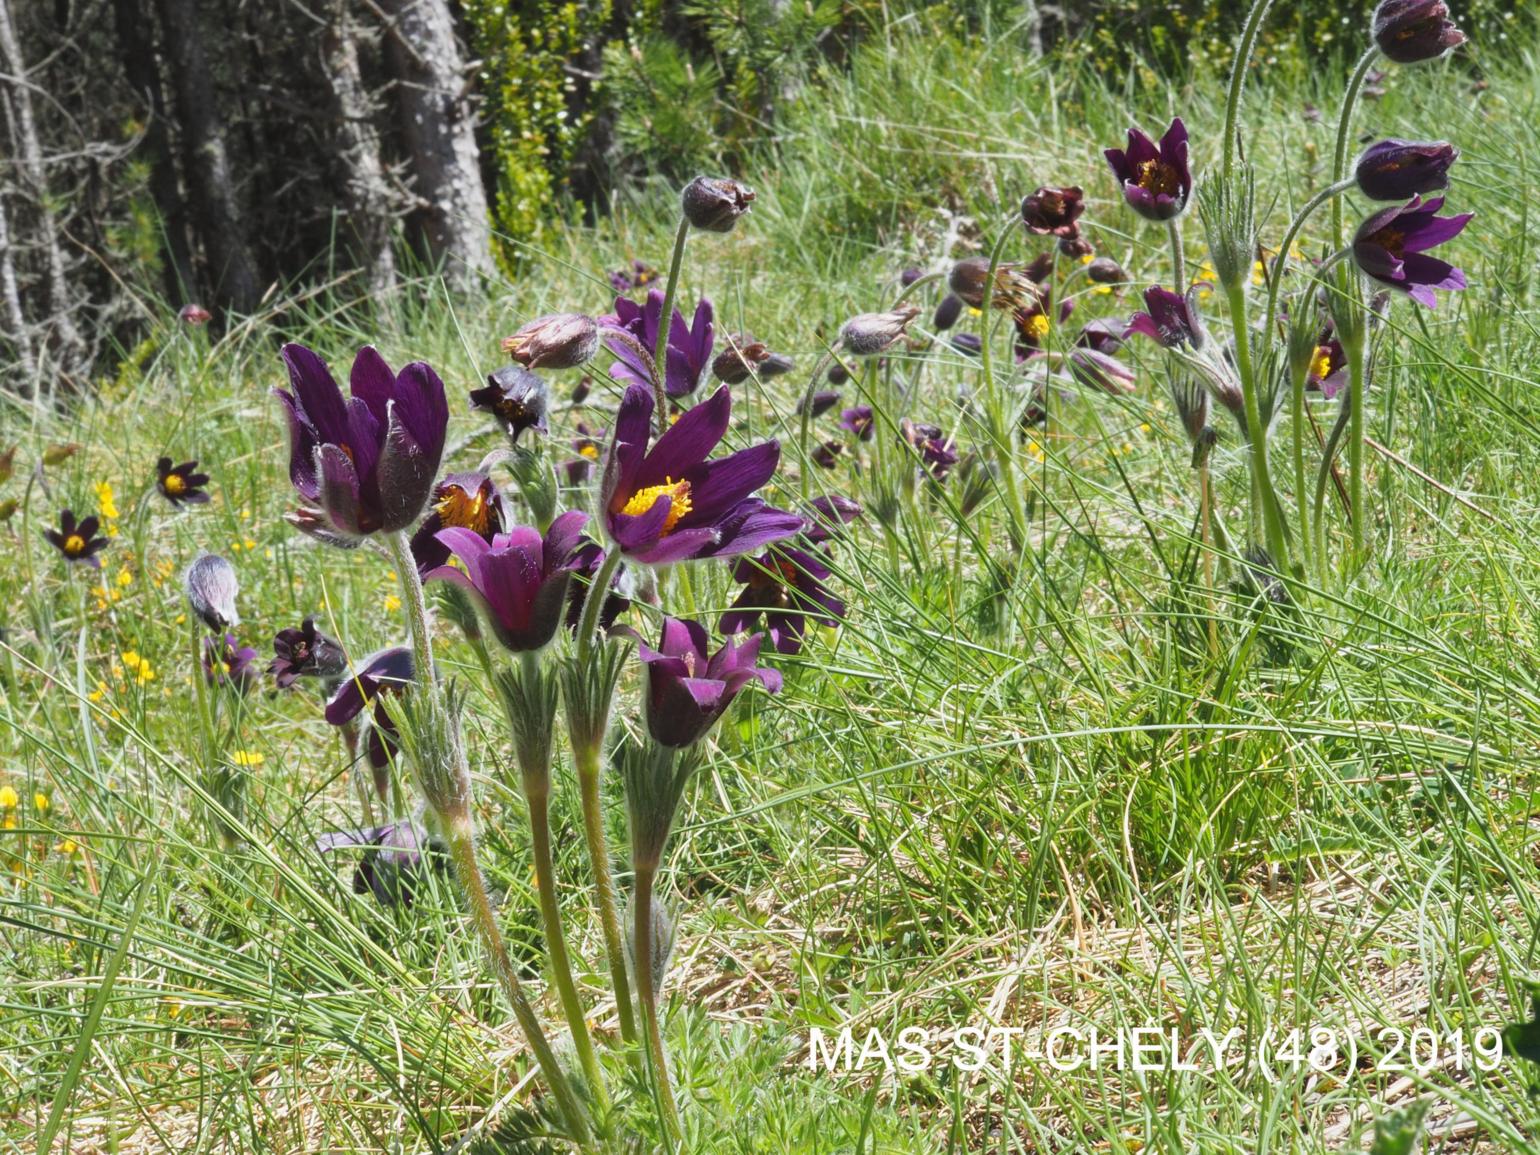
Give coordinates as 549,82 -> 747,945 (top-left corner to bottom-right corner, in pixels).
623,617 -> 781,747
1352,195 -> 1472,308
1105,118 -> 1192,221
720,546 -> 846,655
1013,290 -> 1073,359
424,512 -> 588,652
501,313 -> 599,370
603,288 -> 714,398
156,457 -> 211,505
1126,286 -> 1204,348
900,419 -> 959,480
1068,348 -> 1137,396
1076,318 -> 1125,354
803,494 -> 862,547
408,472 -> 507,574
599,385 -> 802,566
274,344 -> 448,536
839,406 -> 875,441
1354,140 -> 1458,201
1021,185 -> 1085,237
798,389 -> 841,417
1372,0 -> 1465,63
269,617 -> 348,689
470,365 -> 549,442
811,440 -> 846,469
44,509 -> 108,567
325,647 -> 414,770
204,634 -> 259,691
316,820 -> 444,907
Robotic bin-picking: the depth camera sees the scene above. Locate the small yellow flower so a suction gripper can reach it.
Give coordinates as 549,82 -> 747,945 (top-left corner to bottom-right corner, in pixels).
32,792 -> 48,814
175,613 -> 186,625
116,568 -> 133,588
95,481 -> 119,521
121,650 -> 142,671
0,786 -> 17,810
55,838 -> 77,856
232,750 -> 264,767
242,538 -> 256,551
383,594 -> 401,613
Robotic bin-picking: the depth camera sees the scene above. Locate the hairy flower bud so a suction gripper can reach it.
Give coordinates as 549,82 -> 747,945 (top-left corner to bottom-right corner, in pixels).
1354,139 -> 1458,201
680,176 -> 755,232
1197,166 -> 1258,292
1372,0 -> 1466,63
712,336 -> 771,384
501,313 -> 599,370
1086,257 -> 1129,285
184,553 -> 240,632
840,304 -> 919,356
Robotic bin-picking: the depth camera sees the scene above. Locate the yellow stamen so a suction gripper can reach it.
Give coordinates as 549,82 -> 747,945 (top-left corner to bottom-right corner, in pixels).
578,444 -> 600,460
163,473 -> 186,495
1135,158 -> 1178,196
620,478 -> 693,534
1311,348 -> 1333,380
1023,313 -> 1051,341
435,485 -> 495,535
63,533 -> 85,555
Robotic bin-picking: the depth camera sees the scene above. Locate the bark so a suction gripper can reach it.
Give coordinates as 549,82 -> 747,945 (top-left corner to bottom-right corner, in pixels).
153,0 -> 263,312
377,0 -> 493,286
0,190 -> 34,379
322,2 -> 397,295
112,0 -> 195,302
0,0 -> 86,378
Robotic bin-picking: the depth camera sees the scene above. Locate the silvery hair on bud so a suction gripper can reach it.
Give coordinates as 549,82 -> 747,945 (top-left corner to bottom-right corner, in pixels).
183,553 -> 240,631
627,894 -> 677,999
1197,166 -> 1258,293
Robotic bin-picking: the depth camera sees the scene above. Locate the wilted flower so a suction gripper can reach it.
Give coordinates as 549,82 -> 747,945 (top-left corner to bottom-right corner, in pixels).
798,389 -> 841,417
156,457 -> 210,506
0,445 -> 14,484
204,634 -> 259,690
840,305 -> 920,356
178,303 -> 212,326
1021,186 -> 1085,237
41,443 -> 80,467
721,546 -> 846,655
1354,140 -> 1458,201
470,365 -> 549,442
425,512 -> 588,652
900,419 -> 959,480
1352,195 -> 1471,307
408,473 -> 507,574
45,510 -> 108,567
1105,118 -> 1192,221
623,617 -> 781,747
840,406 -> 875,441
604,289 -> 714,398
501,313 -> 599,370
269,617 -> 347,689
1126,286 -> 1204,348
325,647 -> 414,769
317,820 -> 444,907
1068,348 -> 1137,396
681,176 -> 755,232
1372,0 -> 1465,63
275,344 -> 448,536
712,335 -> 772,384
601,385 -> 802,566
947,258 -> 1043,312
184,553 -> 239,631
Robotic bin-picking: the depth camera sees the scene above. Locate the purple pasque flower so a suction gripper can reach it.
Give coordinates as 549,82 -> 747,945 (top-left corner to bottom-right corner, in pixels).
325,646 -> 414,770
316,820 -> 444,907
269,617 -> 347,689
274,344 -> 448,536
1013,289 -> 1073,359
798,389 -> 841,417
1126,285 -> 1204,348
1068,348 -> 1137,396
600,384 -> 801,566
1021,185 -> 1085,238
803,494 -> 862,546
721,546 -> 846,656
156,457 -> 211,505
501,313 -> 599,370
900,419 -> 959,480
424,512 -> 588,652
839,406 -> 875,441
204,634 -> 259,691
1076,318 -> 1125,354
623,617 -> 781,747
1305,332 -> 1350,399
561,423 -> 606,485
408,472 -> 507,574
603,288 -> 714,399
1105,118 -> 1192,222
470,365 -> 549,442
1352,195 -> 1472,308
45,509 -> 108,567
1372,0 -> 1465,63
1354,140 -> 1458,202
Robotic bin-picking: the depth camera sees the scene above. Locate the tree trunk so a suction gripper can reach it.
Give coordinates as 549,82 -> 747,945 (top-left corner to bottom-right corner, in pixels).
377,0 -> 493,286
153,0 -> 263,313
112,0 -> 195,304
322,3 -> 397,296
0,190 -> 33,380
0,0 -> 86,380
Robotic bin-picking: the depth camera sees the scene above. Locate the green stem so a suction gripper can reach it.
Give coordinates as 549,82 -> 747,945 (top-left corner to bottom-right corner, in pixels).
1262,177 -> 1356,339
574,548 -> 624,665
445,822 -> 593,1144
1223,0 -> 1278,175
387,532 -> 438,692
634,863 -> 683,1144
1290,363 -> 1313,575
1345,334 -> 1368,565
1167,218 -> 1186,293
1312,390 -> 1353,586
576,740 -> 639,1050
1226,282 -> 1291,574
1331,48 -> 1381,245
653,216 -> 692,437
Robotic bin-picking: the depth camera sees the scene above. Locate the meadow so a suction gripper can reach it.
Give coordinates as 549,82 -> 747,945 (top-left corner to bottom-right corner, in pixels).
6,8 -> 1540,1153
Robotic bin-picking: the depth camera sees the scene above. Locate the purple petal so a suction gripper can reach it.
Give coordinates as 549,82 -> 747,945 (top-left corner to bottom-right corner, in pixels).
602,385 -> 655,509
677,440 -> 781,528
282,344 -> 349,445
349,345 -> 397,428
633,386 -> 732,491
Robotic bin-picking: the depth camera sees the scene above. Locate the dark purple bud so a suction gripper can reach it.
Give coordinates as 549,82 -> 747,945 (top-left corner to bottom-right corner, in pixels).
1372,0 -> 1466,63
811,440 -> 845,469
1354,139 -> 1458,201
950,333 -> 983,357
760,352 -> 794,378
827,362 -> 851,385
933,294 -> 964,331
712,335 -> 771,384
501,313 -> 599,369
899,267 -> 924,287
681,176 -> 755,232
1058,235 -> 1094,260
798,389 -> 841,417
1085,257 -> 1129,285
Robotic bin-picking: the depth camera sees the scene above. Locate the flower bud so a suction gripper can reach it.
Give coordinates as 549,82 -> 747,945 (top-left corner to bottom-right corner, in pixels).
1086,257 -> 1129,285
184,553 -> 240,632
1058,235 -> 1094,260
501,313 -> 599,370
680,176 -> 755,233
1371,0 -> 1465,64
1021,185 -> 1085,237
1353,139 -> 1458,201
760,352 -> 794,378
178,303 -> 212,326
0,499 -> 16,522
840,304 -> 919,356
798,389 -> 840,417
712,336 -> 770,384
933,294 -> 964,331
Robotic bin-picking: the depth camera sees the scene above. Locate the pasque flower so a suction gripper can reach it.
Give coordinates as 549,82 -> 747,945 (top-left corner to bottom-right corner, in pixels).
470,365 -> 549,442
798,390 -> 841,417
561,424 -> 605,486
501,313 -> 599,370
45,510 -> 108,566
275,344 -> 448,536
184,553 -> 240,630
681,176 -> 755,232
1021,186 -> 1085,237
156,457 -> 210,505
623,617 -> 781,747
1126,286 -> 1204,348
317,820 -> 443,907
1105,118 -> 1192,221
720,546 -> 846,655
604,289 -> 714,398
325,646 -> 414,769
1013,290 -> 1073,358
1354,140 -> 1458,201
269,617 -> 347,689
1372,0 -> 1465,63
1352,195 -> 1471,308
840,305 -> 919,356
204,634 -> 259,690
839,406 -> 875,441
900,419 -> 959,480
600,385 -> 802,565
424,512 -> 589,652
947,258 -> 1044,312
1305,332 -> 1349,399
409,472 -> 507,573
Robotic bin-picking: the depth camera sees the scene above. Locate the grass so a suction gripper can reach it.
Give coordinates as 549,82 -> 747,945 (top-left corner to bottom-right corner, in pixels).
6,14 -> 1540,1154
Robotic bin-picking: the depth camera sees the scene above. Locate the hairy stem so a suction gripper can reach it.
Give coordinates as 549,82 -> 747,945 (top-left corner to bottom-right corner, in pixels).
576,740 -> 639,1050
1167,218 -> 1186,293
1226,283 -> 1291,574
1331,48 -> 1381,245
1346,333 -> 1369,565
1222,0 -> 1277,175
1313,389 -> 1353,585
634,863 -> 683,1143
652,216 -> 692,437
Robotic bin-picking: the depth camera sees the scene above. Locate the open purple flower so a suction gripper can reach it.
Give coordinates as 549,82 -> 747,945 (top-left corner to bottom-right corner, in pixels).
470,364 -> 549,442
600,385 -> 801,566
721,546 -> 846,655
1013,290 -> 1073,359
156,458 -> 211,505
204,634 -> 259,691
839,406 -> 875,441
1305,332 -> 1349,399
409,472 -> 507,574
269,617 -> 348,689
275,344 -> 448,536
424,512 -> 588,652
1352,195 -> 1471,308
561,424 -> 606,486
1126,286 -> 1204,348
45,509 -> 108,567
603,288 -> 714,398
317,820 -> 444,907
623,617 -> 781,747
1021,185 -> 1085,237
900,420 -> 959,480
1105,118 -> 1191,221
325,646 -> 414,770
